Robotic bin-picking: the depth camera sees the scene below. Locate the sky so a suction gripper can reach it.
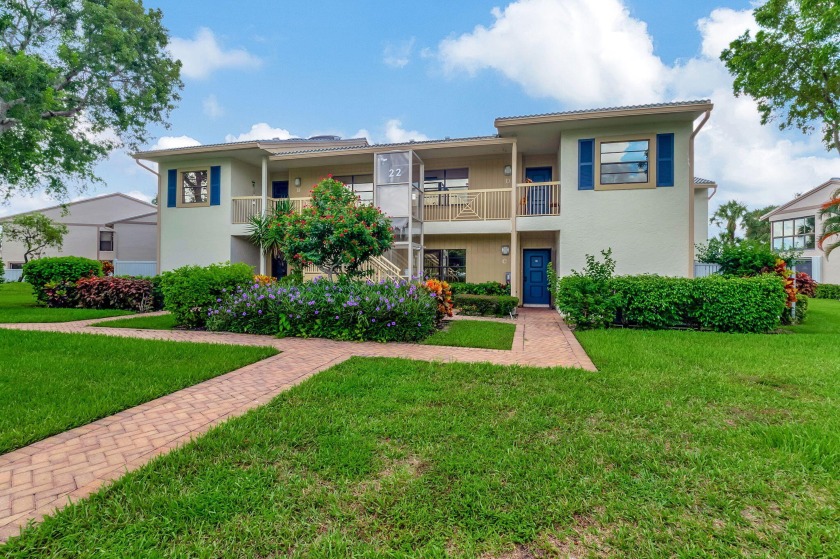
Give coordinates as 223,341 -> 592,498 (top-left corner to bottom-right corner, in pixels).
2,0 -> 838,219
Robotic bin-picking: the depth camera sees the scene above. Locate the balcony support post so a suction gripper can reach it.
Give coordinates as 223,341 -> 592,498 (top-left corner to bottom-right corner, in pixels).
510,142 -> 520,302
260,155 -> 268,275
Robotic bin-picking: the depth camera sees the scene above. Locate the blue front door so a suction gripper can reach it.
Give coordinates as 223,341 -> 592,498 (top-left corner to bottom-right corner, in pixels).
272,181 -> 289,199
525,167 -> 552,215
523,249 -> 551,305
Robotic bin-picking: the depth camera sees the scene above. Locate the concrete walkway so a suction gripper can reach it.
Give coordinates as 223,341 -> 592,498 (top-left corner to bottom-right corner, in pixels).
0,308 -> 594,542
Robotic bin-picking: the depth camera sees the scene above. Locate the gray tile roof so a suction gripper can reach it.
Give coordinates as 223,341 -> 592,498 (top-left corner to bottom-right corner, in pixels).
135,137 -> 367,156
694,177 -> 716,185
270,135 -> 502,156
495,100 -> 713,122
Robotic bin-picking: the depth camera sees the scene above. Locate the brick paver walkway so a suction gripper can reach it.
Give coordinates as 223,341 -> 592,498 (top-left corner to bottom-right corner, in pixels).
0,309 -> 594,542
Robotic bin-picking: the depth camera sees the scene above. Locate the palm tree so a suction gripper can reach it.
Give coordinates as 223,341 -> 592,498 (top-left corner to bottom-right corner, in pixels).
247,199 -> 294,261
818,189 -> 840,258
710,200 -> 748,243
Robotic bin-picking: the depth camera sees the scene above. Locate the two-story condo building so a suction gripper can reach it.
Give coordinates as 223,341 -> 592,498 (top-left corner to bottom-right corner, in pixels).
134,100 -> 716,305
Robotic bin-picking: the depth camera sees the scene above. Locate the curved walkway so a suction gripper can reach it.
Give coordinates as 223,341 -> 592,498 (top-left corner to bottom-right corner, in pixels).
0,308 -> 594,542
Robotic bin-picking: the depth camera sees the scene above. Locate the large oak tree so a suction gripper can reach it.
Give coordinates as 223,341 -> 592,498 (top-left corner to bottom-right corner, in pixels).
0,0 -> 182,202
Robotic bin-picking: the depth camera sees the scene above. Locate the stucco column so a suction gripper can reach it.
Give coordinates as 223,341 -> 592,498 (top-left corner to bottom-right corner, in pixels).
260,155 -> 268,275
510,142 -> 520,301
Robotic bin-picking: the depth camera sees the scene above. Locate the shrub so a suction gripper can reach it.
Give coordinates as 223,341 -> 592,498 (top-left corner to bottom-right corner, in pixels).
794,272 -> 817,297
100,260 -> 114,276
448,281 -> 510,296
42,280 -> 77,308
0,259 -> 4,284
550,250 -> 618,329
453,294 -> 519,317
206,278 -> 438,342
75,277 -> 155,311
253,274 -> 275,286
780,294 -> 809,325
425,279 -> 454,320
23,256 -> 102,303
815,283 -> 840,299
159,262 -> 254,328
611,276 -> 696,329
697,239 -> 779,277
692,275 -> 787,333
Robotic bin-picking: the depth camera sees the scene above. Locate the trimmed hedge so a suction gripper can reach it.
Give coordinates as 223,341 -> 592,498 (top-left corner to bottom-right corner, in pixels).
815,283 -> 840,300
454,294 -> 519,317
448,281 -> 511,296
23,257 -> 102,303
160,263 -> 254,328
556,274 -> 789,333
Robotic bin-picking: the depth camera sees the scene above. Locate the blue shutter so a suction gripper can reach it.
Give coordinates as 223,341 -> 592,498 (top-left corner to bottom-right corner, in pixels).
656,133 -> 674,187
210,165 -> 221,206
166,169 -> 177,207
578,139 -> 595,190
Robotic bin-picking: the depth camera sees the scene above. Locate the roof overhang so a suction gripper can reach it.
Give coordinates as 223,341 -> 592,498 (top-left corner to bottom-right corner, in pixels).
761,178 -> 840,220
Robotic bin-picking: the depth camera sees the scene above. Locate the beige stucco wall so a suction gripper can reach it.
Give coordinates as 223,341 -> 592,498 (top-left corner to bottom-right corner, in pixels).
557,121 -> 694,277
424,233 -> 511,283
230,236 -> 259,271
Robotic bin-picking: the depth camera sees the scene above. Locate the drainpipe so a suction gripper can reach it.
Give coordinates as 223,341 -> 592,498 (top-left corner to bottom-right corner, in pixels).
135,158 -> 162,274
688,109 -> 712,278
260,155 -> 268,275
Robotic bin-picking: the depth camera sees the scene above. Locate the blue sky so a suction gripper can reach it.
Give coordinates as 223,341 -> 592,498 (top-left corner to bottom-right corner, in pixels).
3,0 -> 837,217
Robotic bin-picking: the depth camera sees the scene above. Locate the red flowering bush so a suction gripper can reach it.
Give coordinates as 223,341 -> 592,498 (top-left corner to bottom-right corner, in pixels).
75,276 -> 155,311
271,177 -> 394,280
424,278 -> 454,320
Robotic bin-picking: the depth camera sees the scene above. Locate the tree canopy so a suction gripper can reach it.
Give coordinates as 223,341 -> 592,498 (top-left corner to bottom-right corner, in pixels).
1,211 -> 68,265
721,0 -> 840,155
743,205 -> 778,245
0,0 -> 182,202
710,200 -> 748,243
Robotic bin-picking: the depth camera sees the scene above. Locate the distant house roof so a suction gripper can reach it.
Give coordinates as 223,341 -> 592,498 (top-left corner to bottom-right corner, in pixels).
762,177 -> 840,220
0,192 -> 155,222
494,100 -> 713,125
694,177 -> 717,186
269,135 -> 504,157
134,137 -> 369,158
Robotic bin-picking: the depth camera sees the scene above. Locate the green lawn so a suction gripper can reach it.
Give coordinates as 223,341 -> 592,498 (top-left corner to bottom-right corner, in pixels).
0,282 -> 132,323
2,301 -> 839,557
0,330 -> 278,454
91,313 -> 177,330
422,319 -> 515,350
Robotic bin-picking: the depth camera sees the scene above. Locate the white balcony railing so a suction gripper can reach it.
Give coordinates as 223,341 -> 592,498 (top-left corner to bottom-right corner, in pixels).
516,182 -> 561,217
232,197 -> 310,224
422,189 -> 511,222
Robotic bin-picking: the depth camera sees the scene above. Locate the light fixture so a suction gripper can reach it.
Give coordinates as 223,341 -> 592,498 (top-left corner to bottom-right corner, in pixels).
294,177 -> 301,187
501,245 -> 510,256
503,165 -> 512,176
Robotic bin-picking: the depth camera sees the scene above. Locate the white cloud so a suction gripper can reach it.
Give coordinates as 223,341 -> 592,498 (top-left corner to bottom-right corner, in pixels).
125,190 -> 154,204
439,1 -> 838,209
383,119 -> 429,143
169,27 -> 262,79
224,123 -> 295,143
439,0 -> 667,105
383,38 -> 416,68
151,135 -> 201,150
202,95 -> 224,118
352,128 -> 371,142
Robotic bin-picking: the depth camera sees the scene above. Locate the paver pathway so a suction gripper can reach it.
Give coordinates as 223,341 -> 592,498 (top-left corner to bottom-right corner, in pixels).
0,308 -> 594,542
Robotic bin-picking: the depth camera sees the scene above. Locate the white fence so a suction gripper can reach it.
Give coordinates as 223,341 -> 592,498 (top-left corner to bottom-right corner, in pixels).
694,262 -> 721,278
114,260 -> 157,277
3,269 -> 23,282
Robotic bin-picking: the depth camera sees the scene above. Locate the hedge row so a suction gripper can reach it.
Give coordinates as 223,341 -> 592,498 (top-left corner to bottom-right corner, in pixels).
453,294 -> 519,317
159,262 -> 254,328
447,281 -> 510,296
814,283 -> 840,300
556,274 -> 789,333
23,256 -> 102,302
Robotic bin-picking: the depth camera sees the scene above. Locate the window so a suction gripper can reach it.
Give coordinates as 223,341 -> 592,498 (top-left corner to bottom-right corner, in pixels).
8,262 -> 24,270
181,169 -> 208,204
333,174 -> 374,204
600,139 -> 649,185
424,168 -> 468,191
772,216 -> 816,250
99,231 -> 114,252
424,249 -> 466,283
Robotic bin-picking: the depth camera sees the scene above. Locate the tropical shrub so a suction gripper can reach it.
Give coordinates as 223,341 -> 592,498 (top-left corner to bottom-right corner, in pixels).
159,262 -> 254,328
454,294 -> 519,317
100,260 -> 114,276
780,294 -> 809,325
75,277 -> 155,311
42,281 -> 77,308
696,238 -> 779,277
253,274 -> 275,286
794,271 -> 817,297
550,250 -> 618,329
448,281 -> 510,296
691,275 -> 788,333
611,276 -> 696,329
206,278 -> 438,342
814,283 -> 840,299
23,256 -> 102,303
425,278 -> 454,320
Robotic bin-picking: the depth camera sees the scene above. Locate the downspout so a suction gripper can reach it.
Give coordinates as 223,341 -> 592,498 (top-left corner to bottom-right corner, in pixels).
688,109 -> 711,277
135,158 -> 162,274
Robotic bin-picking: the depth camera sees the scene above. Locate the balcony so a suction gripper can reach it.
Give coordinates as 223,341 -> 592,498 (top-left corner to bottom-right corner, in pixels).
231,182 -> 561,225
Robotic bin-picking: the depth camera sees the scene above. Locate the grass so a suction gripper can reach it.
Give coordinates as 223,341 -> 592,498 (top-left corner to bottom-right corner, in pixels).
91,313 -> 177,330
0,330 -> 278,454
2,300 -> 839,557
422,319 -> 515,350
0,282 -> 132,323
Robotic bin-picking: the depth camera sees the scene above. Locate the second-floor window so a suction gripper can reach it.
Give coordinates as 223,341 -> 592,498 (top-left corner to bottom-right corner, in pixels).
99,231 -> 114,252
600,140 -> 649,185
181,169 -> 208,204
334,174 -> 373,204
424,168 -> 468,191
772,216 -> 815,250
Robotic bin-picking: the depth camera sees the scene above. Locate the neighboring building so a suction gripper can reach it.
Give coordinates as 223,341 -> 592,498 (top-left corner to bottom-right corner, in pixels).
763,178 -> 840,284
134,100 -> 715,305
1,193 -> 158,273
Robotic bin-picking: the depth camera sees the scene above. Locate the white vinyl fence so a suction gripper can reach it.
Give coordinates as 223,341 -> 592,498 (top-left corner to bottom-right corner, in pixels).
3,269 -> 23,282
694,262 -> 721,278
114,260 -> 157,277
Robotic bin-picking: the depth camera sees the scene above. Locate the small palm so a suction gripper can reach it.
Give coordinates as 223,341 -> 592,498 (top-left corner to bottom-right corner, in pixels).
819,189 -> 840,258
